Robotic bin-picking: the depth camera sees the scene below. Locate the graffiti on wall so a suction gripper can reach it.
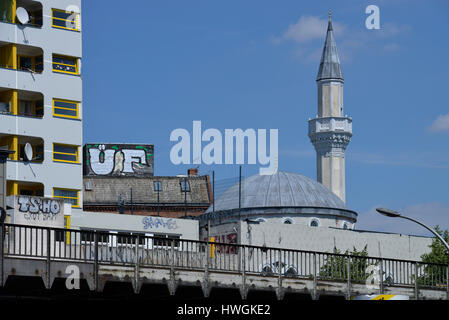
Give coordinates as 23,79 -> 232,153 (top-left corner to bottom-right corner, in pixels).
84,144 -> 154,177
142,217 -> 178,230
204,233 -> 237,254
17,196 -> 62,221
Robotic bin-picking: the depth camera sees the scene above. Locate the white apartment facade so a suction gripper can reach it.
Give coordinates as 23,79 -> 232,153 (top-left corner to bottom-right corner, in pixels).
0,0 -> 83,227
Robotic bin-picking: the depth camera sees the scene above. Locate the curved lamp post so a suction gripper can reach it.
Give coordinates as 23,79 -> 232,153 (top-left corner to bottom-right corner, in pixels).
376,207 -> 449,253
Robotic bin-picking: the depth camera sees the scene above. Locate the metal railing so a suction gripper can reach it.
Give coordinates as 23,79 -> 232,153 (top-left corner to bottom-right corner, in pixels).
1,223 -> 448,291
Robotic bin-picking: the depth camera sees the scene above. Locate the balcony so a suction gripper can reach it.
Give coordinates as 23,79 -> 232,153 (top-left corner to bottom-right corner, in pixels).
0,41 -> 43,73
0,0 -> 43,28
308,117 -> 352,135
0,88 -> 43,120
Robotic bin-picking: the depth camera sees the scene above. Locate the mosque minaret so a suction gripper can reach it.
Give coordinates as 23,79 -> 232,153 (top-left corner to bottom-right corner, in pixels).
308,12 -> 352,203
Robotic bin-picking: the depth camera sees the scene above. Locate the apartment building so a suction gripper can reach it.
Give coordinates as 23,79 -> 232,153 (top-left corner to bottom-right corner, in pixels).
0,0 -> 83,226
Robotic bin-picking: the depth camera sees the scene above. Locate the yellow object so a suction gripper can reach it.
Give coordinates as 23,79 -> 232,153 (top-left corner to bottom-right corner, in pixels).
351,294 -> 409,300
53,188 -> 79,208
52,54 -> 79,75
64,215 -> 71,244
209,237 -> 215,258
53,98 -> 79,119
7,181 -> 19,196
51,8 -> 80,31
53,143 -> 79,163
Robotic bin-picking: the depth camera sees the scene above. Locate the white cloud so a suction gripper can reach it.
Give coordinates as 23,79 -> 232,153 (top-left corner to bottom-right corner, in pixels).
429,113 -> 449,133
356,203 -> 449,236
274,15 -> 345,44
271,15 -> 410,64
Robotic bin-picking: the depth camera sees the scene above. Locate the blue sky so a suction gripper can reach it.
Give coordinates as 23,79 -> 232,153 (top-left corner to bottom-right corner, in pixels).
82,0 -> 449,236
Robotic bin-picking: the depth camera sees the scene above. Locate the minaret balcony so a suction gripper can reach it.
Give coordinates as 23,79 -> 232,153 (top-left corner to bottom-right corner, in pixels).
308,116 -> 352,135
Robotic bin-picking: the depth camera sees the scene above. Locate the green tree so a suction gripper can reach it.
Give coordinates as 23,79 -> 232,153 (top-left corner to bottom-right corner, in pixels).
419,226 -> 449,287
319,245 -> 370,282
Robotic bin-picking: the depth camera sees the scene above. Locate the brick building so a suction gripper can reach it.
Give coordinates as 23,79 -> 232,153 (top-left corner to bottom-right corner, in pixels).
83,168 -> 213,218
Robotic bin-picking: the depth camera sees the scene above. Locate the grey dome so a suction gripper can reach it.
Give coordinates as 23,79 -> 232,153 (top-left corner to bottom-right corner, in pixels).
208,171 -> 348,213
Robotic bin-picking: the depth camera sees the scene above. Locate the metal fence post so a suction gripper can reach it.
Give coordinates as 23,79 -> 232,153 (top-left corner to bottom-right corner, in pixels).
169,239 -> 175,295
446,264 -> 449,300
94,231 -> 99,291
46,228 -> 51,289
277,249 -> 282,300
313,253 -> 317,300
379,258 -> 384,294
414,262 -> 419,300
241,245 -> 246,298
346,255 -> 351,300
204,239 -> 210,298
134,235 -> 140,294
0,224 -> 4,287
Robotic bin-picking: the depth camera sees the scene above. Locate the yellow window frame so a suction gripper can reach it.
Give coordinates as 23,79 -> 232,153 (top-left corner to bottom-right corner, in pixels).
53,188 -> 79,208
51,8 -> 80,31
52,54 -> 79,75
53,143 -> 79,163
53,98 -> 79,119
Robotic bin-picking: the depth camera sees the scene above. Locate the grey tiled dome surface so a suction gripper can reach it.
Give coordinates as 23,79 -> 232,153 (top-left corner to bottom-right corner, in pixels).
208,171 -> 348,213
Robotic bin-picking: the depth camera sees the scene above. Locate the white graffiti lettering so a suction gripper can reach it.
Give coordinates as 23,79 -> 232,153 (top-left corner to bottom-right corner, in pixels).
121,149 -> 146,173
18,196 -> 61,220
89,146 -> 115,175
85,144 -> 154,177
142,217 -> 178,230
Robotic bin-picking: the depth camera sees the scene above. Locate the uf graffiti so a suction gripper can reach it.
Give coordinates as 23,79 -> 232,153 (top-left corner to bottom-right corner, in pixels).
142,217 -> 178,230
84,144 -> 154,177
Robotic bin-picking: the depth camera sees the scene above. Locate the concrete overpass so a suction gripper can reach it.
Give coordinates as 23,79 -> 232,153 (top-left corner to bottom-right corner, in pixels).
0,223 -> 447,300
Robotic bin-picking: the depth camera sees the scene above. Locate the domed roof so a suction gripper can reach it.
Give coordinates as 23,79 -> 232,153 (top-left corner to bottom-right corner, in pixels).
208,171 -> 348,213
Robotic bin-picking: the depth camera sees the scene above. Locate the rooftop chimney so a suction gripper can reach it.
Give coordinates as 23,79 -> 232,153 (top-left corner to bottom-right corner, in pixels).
188,168 -> 198,176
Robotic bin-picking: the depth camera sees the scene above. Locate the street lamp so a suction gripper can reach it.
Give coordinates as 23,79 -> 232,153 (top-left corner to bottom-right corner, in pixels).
376,207 -> 449,253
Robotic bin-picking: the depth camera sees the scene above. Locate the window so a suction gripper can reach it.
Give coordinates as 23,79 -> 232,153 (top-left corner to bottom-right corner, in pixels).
53,99 -> 79,119
19,100 -> 34,116
53,143 -> 78,163
52,55 -> 78,75
81,231 -> 109,243
153,181 -> 162,192
53,188 -> 79,207
283,218 -> 293,225
18,55 -> 44,73
180,179 -> 190,192
117,232 -> 145,245
153,234 -> 180,248
35,56 -> 43,73
19,56 -> 32,71
52,9 -> 80,31
309,218 -> 320,227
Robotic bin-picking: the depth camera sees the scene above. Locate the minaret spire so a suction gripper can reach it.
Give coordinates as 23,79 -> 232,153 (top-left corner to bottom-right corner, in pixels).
317,10 -> 343,82
308,13 -> 352,203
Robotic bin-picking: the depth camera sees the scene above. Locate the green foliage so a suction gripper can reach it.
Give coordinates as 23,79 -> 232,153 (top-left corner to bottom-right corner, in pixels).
420,226 -> 449,265
419,226 -> 449,287
319,245 -> 370,282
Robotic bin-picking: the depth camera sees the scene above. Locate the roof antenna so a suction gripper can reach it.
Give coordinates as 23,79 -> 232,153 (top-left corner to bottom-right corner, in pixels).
329,9 -> 332,22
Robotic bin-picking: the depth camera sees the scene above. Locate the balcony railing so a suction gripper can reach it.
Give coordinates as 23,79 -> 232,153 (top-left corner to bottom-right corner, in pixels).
1,223 -> 448,291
